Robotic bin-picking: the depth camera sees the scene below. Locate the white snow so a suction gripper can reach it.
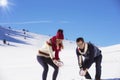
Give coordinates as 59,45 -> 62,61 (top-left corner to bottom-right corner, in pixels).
0,26 -> 120,80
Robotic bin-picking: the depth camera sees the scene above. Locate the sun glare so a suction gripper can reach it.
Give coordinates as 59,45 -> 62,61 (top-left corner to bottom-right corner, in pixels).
0,0 -> 8,7
0,0 -> 14,14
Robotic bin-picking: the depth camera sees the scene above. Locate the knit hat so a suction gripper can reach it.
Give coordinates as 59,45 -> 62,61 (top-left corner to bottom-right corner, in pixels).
56,29 -> 64,39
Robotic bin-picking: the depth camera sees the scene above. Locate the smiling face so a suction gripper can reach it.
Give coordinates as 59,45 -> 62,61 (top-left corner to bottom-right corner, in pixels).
56,39 -> 63,44
77,40 -> 85,49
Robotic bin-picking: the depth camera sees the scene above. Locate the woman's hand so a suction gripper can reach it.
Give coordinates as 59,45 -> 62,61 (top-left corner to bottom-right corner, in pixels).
53,59 -> 64,67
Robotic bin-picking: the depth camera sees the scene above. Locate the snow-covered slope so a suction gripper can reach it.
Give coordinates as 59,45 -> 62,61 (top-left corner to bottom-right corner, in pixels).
0,27 -> 120,80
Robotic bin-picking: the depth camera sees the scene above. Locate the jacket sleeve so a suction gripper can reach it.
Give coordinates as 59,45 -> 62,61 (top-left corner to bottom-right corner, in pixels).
76,48 -> 83,69
84,44 -> 94,69
47,43 -> 54,59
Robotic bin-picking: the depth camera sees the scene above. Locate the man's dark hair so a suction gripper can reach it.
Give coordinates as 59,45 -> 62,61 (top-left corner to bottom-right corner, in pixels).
76,37 -> 84,42
57,29 -> 63,33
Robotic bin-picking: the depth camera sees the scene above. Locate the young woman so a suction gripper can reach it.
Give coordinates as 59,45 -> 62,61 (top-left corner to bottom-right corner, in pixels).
37,29 -> 64,80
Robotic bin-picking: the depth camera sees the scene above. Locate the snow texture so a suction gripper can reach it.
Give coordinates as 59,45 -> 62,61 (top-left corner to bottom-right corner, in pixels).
0,26 -> 120,80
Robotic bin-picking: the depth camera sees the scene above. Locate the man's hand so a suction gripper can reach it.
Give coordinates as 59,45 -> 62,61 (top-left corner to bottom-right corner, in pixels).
79,69 -> 88,76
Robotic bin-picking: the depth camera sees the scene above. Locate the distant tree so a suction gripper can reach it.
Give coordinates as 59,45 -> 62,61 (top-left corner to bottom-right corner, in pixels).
7,26 -> 12,35
3,39 -> 7,44
22,29 -> 25,32
22,29 -> 27,39
22,29 -> 26,34
8,27 -> 11,29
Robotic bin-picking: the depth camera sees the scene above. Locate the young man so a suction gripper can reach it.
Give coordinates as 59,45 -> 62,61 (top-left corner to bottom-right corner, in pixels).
37,29 -> 64,80
76,37 -> 102,80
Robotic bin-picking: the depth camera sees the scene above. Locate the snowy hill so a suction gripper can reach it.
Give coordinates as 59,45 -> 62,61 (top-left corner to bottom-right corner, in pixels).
0,26 -> 31,45
0,27 -> 120,80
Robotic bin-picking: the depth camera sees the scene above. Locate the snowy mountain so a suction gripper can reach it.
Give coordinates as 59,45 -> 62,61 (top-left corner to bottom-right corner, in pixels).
0,26 -> 120,80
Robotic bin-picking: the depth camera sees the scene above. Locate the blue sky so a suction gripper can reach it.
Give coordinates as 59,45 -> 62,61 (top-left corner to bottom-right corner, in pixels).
0,0 -> 120,46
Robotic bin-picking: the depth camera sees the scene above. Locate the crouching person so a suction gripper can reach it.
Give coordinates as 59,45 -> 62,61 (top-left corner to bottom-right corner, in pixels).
37,29 -> 64,80
76,37 -> 102,80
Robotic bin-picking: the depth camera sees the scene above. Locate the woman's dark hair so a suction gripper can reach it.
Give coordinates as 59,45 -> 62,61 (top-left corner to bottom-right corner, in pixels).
76,37 -> 84,42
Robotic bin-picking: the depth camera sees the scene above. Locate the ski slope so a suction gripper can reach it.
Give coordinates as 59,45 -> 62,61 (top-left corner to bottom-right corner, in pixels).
0,27 -> 120,80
